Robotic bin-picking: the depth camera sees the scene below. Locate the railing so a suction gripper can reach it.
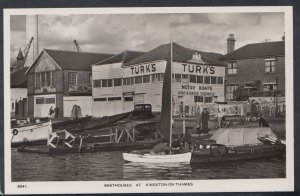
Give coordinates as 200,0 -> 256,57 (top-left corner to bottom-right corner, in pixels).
249,90 -> 285,97
68,84 -> 92,94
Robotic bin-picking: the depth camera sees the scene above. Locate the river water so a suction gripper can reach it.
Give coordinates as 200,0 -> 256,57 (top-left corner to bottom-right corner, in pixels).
11,148 -> 285,181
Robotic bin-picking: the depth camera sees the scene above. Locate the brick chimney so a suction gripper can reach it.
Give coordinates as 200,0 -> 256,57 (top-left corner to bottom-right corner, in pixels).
227,34 -> 236,54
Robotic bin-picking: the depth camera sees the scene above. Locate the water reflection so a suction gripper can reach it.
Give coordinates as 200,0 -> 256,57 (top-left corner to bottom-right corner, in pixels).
123,162 -> 192,180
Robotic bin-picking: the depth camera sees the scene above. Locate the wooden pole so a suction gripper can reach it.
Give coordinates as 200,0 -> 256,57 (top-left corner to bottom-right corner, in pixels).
169,40 -> 173,150
110,128 -> 112,143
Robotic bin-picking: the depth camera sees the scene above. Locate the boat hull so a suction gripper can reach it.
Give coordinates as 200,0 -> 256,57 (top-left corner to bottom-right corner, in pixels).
191,144 -> 285,165
123,152 -> 192,163
11,121 -> 52,147
17,141 -> 157,154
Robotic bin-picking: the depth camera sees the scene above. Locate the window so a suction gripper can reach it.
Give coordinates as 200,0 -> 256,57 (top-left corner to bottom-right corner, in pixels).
129,77 -> 134,85
217,77 -> 223,84
190,75 -> 197,83
151,74 -> 156,82
211,76 -> 216,84
45,72 -> 51,86
123,78 -> 127,86
93,80 -> 101,88
102,79 -> 112,87
45,98 -> 55,104
124,77 -> 134,85
36,98 -> 45,104
135,76 -> 143,84
12,103 -> 14,110
143,75 -> 150,83
68,72 -> 77,85
108,97 -> 122,101
227,62 -> 237,74
35,73 -> 41,89
263,83 -> 277,91
114,78 -> 122,86
197,76 -> 203,84
175,74 -> 181,82
204,97 -> 213,103
265,59 -> 276,73
194,96 -> 203,102
94,97 -> 107,101
182,74 -> 189,82
41,72 -> 45,87
51,72 -> 55,86
156,73 -> 164,81
35,72 -> 54,88
204,76 -> 210,84
226,84 -> 239,100
124,97 -> 133,101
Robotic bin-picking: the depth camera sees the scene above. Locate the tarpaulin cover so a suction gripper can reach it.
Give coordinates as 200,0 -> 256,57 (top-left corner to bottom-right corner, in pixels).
210,127 -> 277,146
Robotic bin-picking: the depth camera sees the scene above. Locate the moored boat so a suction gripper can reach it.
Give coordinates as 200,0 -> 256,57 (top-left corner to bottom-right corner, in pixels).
11,120 -> 52,147
123,152 -> 191,163
190,127 -> 285,164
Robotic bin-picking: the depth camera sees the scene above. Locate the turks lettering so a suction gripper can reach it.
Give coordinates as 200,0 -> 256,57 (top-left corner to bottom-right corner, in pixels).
131,64 -> 156,75
182,63 -> 215,75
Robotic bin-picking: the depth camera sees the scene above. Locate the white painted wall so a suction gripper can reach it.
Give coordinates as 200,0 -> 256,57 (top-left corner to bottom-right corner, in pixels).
34,94 -> 56,118
63,96 -> 93,117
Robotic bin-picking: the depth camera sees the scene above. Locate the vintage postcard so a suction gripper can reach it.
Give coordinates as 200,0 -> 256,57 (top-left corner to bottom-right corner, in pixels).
4,6 -> 294,194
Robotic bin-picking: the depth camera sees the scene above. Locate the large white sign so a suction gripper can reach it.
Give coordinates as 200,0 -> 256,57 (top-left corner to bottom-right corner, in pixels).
123,61 -> 167,77
173,62 -> 225,76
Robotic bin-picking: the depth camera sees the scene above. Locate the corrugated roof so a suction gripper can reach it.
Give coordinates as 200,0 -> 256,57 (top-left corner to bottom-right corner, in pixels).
43,49 -> 114,71
220,41 -> 285,60
125,42 -> 225,66
11,67 -> 28,88
95,50 -> 145,65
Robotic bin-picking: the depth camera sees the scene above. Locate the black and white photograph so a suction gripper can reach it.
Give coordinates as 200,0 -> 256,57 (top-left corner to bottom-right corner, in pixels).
4,7 -> 294,194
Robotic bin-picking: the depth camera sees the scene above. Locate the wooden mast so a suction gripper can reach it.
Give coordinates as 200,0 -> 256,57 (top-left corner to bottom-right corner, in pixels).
169,40 -> 173,149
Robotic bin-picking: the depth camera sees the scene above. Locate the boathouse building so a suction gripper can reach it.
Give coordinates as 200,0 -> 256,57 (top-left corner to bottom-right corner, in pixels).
25,49 -> 113,118
91,42 -> 226,117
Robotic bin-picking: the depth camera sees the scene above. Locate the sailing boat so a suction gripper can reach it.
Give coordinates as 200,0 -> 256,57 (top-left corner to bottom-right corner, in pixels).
122,41 -> 192,164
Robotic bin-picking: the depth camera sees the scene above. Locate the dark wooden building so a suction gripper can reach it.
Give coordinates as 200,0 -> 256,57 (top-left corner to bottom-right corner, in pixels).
25,49 -> 113,118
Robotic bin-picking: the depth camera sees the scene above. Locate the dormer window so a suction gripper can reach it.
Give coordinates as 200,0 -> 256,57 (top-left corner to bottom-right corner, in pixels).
227,62 -> 237,74
265,58 -> 276,73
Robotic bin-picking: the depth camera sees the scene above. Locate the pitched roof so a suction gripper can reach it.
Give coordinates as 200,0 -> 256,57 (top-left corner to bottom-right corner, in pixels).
125,42 -> 225,66
95,50 -> 145,65
220,41 -> 285,61
43,49 -> 114,71
11,67 -> 28,88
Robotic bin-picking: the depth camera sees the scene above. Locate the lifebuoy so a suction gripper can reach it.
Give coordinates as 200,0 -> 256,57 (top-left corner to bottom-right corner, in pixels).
12,129 -> 18,136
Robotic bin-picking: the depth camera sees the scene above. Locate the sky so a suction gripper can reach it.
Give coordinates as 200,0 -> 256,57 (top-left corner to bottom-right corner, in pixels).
10,13 -> 284,65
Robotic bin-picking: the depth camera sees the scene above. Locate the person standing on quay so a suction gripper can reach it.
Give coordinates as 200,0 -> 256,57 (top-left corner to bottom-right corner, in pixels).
195,107 -> 202,136
251,100 -> 258,122
202,107 -> 209,134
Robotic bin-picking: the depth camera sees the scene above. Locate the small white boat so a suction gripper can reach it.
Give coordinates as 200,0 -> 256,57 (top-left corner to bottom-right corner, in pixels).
123,152 -> 192,163
11,121 -> 52,147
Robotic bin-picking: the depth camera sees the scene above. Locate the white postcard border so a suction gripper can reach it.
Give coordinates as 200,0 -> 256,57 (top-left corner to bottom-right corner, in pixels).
4,6 -> 294,194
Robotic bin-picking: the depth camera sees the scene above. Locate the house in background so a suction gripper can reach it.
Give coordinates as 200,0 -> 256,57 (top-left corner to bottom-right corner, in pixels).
220,34 -> 285,102
11,67 -> 28,118
25,49 -> 114,118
